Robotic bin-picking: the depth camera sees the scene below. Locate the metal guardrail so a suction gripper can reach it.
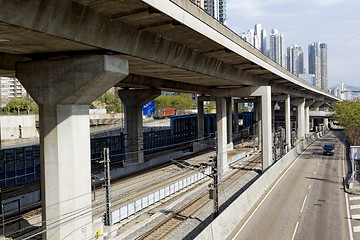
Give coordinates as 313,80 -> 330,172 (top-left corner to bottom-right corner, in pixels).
93,167 -> 211,224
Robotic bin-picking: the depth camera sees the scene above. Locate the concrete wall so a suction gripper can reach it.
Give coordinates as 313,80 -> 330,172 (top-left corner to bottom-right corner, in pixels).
195,132 -> 323,240
0,115 -> 38,140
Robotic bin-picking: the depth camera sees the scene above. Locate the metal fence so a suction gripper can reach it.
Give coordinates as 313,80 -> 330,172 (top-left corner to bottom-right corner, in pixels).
93,167 -> 211,224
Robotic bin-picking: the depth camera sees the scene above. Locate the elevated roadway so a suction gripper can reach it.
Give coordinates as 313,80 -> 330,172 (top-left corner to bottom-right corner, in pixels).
228,131 -> 352,240
0,0 -> 341,239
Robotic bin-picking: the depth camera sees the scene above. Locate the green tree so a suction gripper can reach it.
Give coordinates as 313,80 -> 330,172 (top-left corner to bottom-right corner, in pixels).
5,97 -> 38,115
154,94 -> 194,115
205,102 -> 215,113
93,92 -> 122,113
331,100 -> 360,145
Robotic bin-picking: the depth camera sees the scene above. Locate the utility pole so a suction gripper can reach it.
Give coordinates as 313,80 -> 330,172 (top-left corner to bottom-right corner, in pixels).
103,148 -> 112,226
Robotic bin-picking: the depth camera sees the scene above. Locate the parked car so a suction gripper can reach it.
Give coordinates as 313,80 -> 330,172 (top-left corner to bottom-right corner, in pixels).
323,143 -> 334,156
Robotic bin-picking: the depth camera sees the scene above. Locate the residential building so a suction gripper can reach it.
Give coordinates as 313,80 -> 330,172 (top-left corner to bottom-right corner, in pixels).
329,82 -> 353,100
191,0 -> 227,24
299,74 -> 316,86
191,0 -> 205,8
0,77 -> 27,107
269,29 -> 285,67
287,44 -> 304,76
241,23 -> 267,54
308,42 -> 327,90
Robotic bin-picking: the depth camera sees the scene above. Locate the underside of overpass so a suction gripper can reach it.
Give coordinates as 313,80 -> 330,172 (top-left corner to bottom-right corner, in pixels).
0,0 -> 338,102
0,0 -> 340,239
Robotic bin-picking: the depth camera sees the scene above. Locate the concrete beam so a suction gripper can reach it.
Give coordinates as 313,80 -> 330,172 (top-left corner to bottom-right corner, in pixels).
311,101 -> 324,109
198,96 -> 216,102
16,55 -> 129,239
118,74 -> 210,94
233,98 -> 255,104
0,53 -> 29,73
16,55 -> 128,105
291,97 -> 306,107
305,99 -> 315,108
271,94 -> 289,102
210,86 -> 270,98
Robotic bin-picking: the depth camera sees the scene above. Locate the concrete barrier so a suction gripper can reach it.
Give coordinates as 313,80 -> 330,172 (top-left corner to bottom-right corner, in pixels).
0,115 -> 38,140
195,132 -> 322,240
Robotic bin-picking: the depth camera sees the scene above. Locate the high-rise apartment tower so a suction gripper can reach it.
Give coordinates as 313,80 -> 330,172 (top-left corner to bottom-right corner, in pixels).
308,42 -> 327,90
269,29 -> 285,67
192,0 -> 227,24
287,44 -> 304,76
241,23 -> 267,54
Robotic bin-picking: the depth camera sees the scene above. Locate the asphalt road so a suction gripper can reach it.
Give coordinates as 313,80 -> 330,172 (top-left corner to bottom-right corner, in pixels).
229,131 -> 353,240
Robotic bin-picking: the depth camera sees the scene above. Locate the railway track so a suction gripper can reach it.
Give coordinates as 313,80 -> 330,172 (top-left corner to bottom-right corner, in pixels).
137,154 -> 262,240
138,192 -> 211,240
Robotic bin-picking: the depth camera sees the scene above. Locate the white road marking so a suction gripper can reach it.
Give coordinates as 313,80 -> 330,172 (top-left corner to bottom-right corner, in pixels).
354,226 -> 360,233
343,144 -> 354,240
350,205 -> 360,210
291,222 -> 299,240
352,214 -> 360,220
350,196 -> 360,201
301,196 -> 308,213
308,185 -> 311,190
231,144 -> 312,240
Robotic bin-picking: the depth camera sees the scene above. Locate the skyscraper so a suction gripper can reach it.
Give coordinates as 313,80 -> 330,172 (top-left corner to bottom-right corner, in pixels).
320,43 -> 328,90
195,0 -> 226,24
287,44 -> 304,76
269,29 -> 285,67
241,24 -> 267,54
309,42 -> 327,90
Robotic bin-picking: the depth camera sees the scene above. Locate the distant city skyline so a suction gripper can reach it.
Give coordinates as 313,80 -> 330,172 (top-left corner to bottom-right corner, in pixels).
226,0 -> 360,88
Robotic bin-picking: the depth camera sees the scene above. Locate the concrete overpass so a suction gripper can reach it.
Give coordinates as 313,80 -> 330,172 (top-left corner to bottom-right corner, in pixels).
0,0 -> 340,239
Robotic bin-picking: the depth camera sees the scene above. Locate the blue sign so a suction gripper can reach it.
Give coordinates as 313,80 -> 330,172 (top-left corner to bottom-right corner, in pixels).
142,100 -> 155,115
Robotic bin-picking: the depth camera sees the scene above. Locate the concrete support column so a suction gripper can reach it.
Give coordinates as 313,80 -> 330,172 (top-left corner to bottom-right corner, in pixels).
305,100 -> 314,136
305,107 -> 310,135
297,99 -> 306,139
226,97 -> 233,149
233,101 -> 239,133
197,98 -> 204,139
209,86 -> 272,172
271,102 -> 276,133
292,98 -> 306,140
118,89 -> 160,164
216,97 -> 228,179
324,118 -> 329,130
259,87 -> 272,171
255,99 -> 262,150
285,95 -> 291,150
16,55 -> 128,239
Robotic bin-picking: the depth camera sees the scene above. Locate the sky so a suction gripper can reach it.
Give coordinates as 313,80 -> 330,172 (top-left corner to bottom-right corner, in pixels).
226,0 -> 360,88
